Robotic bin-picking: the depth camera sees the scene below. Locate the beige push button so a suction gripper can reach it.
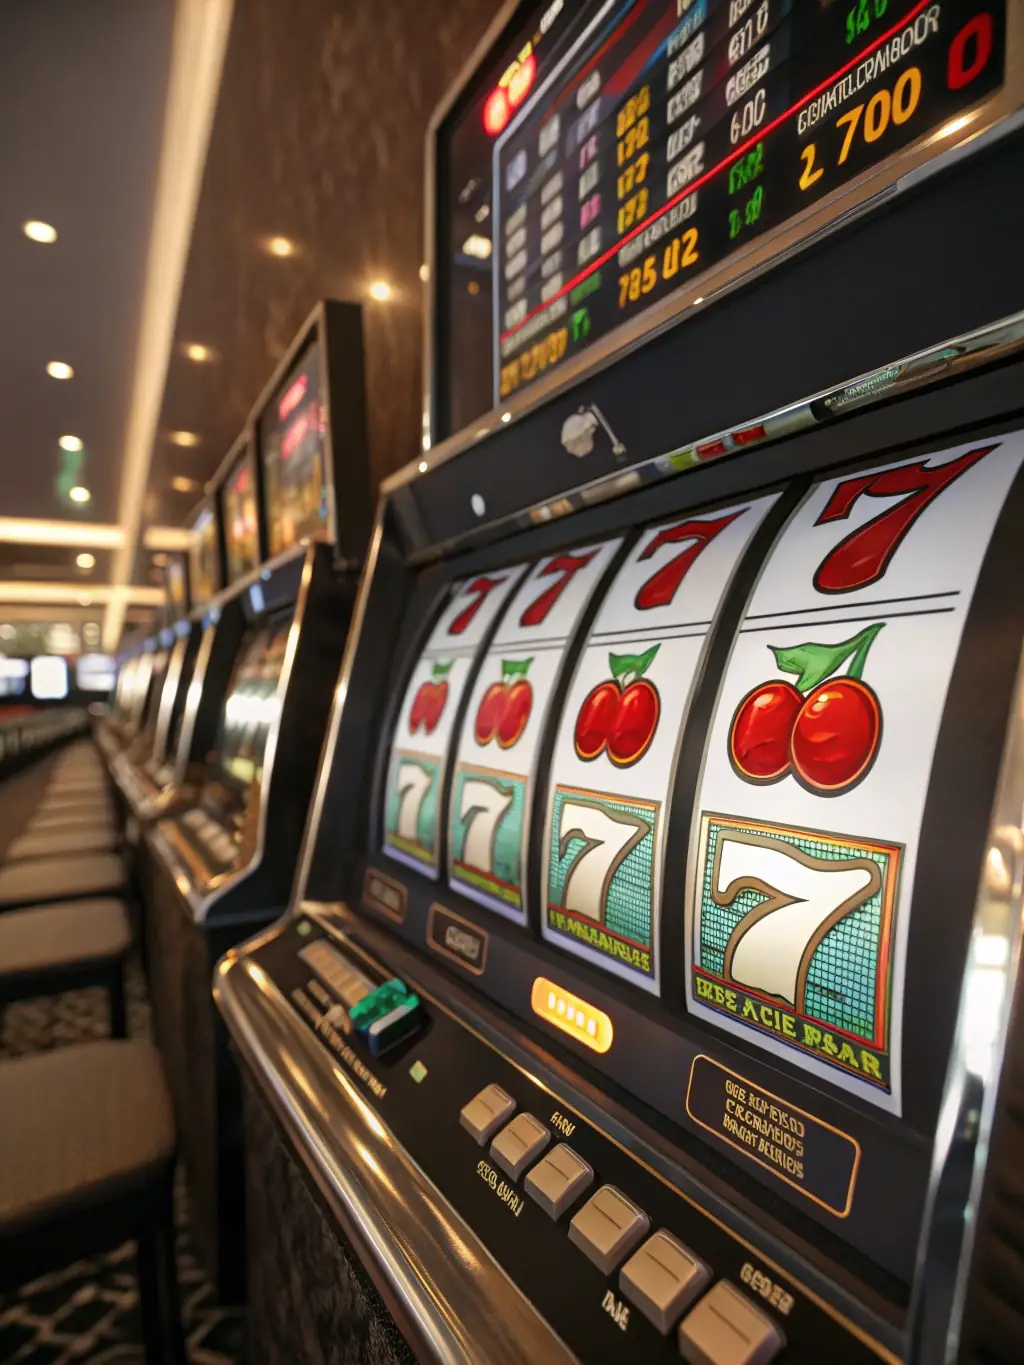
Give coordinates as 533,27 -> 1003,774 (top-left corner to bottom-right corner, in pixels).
524,1144 -> 594,1219
678,1280 -> 784,1365
568,1185 -> 649,1274
619,1230 -> 710,1333
459,1084 -> 515,1146
490,1113 -> 550,1180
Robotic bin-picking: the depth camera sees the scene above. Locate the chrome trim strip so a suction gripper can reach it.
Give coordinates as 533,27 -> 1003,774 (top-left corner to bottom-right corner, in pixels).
399,308 -> 1024,561
172,617 -> 216,786
291,503 -> 387,910
214,950 -> 578,1365
152,635 -> 187,768
420,2 -> 1024,458
909,639 -> 1024,1363
189,544 -> 317,922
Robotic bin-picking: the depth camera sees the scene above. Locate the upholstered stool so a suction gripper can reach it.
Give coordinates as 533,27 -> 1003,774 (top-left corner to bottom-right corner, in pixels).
27,809 -> 119,836
0,852 -> 127,911
6,824 -> 121,861
0,899 -> 132,1035
0,1040 -> 185,1365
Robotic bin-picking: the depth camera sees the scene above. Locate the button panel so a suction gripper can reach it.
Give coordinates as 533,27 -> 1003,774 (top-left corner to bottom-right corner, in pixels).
490,1112 -> 551,1181
569,1185 -> 650,1274
677,1280 -> 785,1365
524,1143 -> 594,1219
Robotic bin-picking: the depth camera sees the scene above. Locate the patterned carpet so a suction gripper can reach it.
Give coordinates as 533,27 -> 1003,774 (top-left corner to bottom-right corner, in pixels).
0,960 -> 247,1364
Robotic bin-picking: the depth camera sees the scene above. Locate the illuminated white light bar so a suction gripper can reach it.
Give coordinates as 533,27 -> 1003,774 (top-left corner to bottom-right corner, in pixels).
0,583 -> 166,605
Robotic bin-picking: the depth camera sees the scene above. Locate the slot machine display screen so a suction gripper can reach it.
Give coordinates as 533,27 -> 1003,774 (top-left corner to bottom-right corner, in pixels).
216,615 -> 292,792
374,430 -> 1024,1282
223,452 -> 260,581
260,340 -> 329,557
76,654 -> 116,693
190,506 -> 221,603
0,658 -> 29,700
433,0 -> 1006,438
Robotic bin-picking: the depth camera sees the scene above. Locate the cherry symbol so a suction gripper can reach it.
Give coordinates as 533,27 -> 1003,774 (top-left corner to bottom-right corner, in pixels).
728,623 -> 884,794
474,659 -> 533,749
574,644 -> 661,768
409,660 -> 453,735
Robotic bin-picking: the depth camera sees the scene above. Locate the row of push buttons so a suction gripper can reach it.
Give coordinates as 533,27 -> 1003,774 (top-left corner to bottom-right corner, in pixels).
460,1084 -> 784,1365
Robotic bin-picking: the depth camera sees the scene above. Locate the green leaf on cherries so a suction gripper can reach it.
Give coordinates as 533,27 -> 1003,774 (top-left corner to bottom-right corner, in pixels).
431,660 -> 454,679
771,622 -> 884,692
609,643 -> 660,682
502,657 -> 533,680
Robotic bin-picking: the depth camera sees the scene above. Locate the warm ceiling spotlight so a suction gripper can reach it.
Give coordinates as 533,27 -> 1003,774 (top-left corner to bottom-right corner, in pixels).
23,220 -> 57,244
172,476 -> 198,493
59,434 -> 84,452
78,595 -> 92,608
369,280 -> 392,302
169,430 -> 199,448
152,552 -> 169,567
76,552 -> 96,570
184,343 -> 213,363
418,263 -> 430,282
46,361 -> 74,380
68,486 -> 91,504
263,235 -> 296,258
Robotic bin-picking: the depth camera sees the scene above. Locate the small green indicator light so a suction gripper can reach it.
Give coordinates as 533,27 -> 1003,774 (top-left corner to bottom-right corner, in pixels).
409,1060 -> 428,1084
297,921 -> 312,937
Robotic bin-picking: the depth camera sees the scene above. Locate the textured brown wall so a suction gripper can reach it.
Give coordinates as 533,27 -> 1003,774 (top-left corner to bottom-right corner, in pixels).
152,0 -> 502,525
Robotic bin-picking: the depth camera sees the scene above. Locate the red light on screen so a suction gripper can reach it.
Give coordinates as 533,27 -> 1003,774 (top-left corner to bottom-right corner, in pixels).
278,373 -> 308,421
508,52 -> 536,108
484,86 -> 510,137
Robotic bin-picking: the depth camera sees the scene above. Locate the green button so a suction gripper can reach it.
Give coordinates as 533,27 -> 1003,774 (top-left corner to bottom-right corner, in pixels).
349,978 -> 414,1031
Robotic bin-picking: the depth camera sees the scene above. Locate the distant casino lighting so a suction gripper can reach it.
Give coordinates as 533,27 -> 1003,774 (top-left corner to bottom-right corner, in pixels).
152,552 -> 169,567
501,412 -> 511,423
68,486 -> 91,504
418,461 -> 428,473
169,430 -> 199,447
483,86 -> 510,137
172,476 -> 198,493
461,234 -> 492,260
23,220 -> 57,243
184,342 -> 213,362
76,552 -> 96,570
263,235 -> 297,258
369,280 -> 392,302
46,361 -> 74,380
474,204 -> 490,223
467,281 -> 480,296
418,263 -> 429,282
59,434 -> 84,452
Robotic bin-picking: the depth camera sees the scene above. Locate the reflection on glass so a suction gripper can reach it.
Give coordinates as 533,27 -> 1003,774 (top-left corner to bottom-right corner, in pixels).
224,455 -> 260,580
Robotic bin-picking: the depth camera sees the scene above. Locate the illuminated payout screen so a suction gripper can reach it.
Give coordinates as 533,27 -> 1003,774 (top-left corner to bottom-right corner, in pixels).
260,341 -> 329,557
223,454 -> 260,581
436,0 -> 1005,428
190,506 -> 221,603
217,617 -> 291,789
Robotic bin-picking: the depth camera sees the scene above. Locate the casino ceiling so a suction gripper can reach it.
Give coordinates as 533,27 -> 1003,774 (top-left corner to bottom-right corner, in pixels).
0,0 -> 502,653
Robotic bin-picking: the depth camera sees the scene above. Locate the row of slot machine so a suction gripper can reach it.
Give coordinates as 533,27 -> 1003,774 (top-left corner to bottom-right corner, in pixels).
108,2 -> 1024,1362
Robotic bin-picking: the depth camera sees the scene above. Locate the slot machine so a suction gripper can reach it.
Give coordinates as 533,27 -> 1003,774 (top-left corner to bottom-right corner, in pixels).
141,299 -> 372,1298
215,3 -> 1024,1363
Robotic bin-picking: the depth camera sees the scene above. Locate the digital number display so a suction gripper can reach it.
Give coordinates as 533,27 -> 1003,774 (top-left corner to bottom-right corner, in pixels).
223,454 -> 260,582
260,341 -> 329,557
492,0 -> 1005,402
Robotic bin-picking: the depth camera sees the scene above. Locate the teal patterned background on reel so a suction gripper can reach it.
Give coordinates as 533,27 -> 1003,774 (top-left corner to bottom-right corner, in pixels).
547,787 -> 658,978
450,766 -> 527,908
385,753 -> 441,866
697,817 -> 896,1045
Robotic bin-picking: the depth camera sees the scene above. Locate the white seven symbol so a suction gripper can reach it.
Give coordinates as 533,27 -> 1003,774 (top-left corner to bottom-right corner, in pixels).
396,761 -> 434,844
460,778 -> 515,875
558,798 -> 650,923
713,832 -> 881,1013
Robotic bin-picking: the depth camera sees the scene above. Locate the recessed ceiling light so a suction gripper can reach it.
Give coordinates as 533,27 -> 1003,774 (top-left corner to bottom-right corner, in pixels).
184,343 -> 214,363
418,263 -> 430,282
76,552 -> 96,570
46,361 -> 74,380
23,220 -> 57,244
369,280 -> 393,302
172,476 -> 198,493
78,595 -> 92,607
169,430 -> 199,448
152,552 -> 169,567
59,434 -> 84,452
68,486 -> 91,504
263,235 -> 296,258
461,234 -> 492,260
